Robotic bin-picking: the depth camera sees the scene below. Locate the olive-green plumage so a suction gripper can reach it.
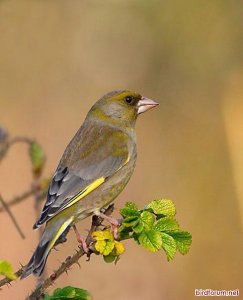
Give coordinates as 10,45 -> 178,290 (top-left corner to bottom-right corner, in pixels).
21,90 -> 158,278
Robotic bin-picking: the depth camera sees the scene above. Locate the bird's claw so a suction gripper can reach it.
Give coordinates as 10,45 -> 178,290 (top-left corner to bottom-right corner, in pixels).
73,225 -> 89,253
95,212 -> 121,239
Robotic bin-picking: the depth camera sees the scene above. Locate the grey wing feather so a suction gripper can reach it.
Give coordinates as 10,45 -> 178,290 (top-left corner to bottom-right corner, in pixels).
33,167 -> 92,228
33,125 -> 129,229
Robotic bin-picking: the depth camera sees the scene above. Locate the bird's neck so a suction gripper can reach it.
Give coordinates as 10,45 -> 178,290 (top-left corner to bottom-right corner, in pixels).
87,108 -> 136,132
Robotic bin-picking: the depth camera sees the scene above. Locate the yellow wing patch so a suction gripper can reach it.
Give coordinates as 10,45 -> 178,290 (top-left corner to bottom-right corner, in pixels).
47,177 -> 105,251
59,155 -> 130,212
64,177 -> 105,209
124,154 -> 130,166
47,216 -> 74,251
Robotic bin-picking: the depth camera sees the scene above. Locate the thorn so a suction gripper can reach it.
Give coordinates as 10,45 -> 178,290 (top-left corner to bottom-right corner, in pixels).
92,215 -> 100,226
50,273 -> 57,281
86,252 -> 92,261
76,261 -> 81,268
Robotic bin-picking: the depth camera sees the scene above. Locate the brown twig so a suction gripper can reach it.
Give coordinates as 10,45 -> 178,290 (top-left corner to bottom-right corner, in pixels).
0,267 -> 24,287
8,136 -> 34,146
0,133 -> 48,214
0,187 -> 47,213
26,204 -> 114,300
0,205 -> 114,297
0,136 -> 34,163
26,205 -> 114,300
0,194 -> 25,239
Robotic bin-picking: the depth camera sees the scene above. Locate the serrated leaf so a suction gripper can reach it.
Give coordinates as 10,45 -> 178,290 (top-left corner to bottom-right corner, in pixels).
140,211 -> 155,230
118,226 -> 132,240
154,217 -> 179,232
95,240 -> 114,256
122,215 -> 139,227
44,286 -> 92,300
160,232 -> 177,261
114,241 -> 125,255
169,231 -> 192,255
0,260 -> 17,280
120,202 -> 139,217
138,230 -> 162,252
29,142 -> 45,175
92,230 -> 113,241
132,232 -> 140,244
147,199 -> 176,217
133,220 -> 144,233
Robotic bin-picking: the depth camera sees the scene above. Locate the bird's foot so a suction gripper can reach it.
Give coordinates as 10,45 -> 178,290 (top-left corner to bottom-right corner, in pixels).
95,212 -> 122,239
73,225 -> 89,253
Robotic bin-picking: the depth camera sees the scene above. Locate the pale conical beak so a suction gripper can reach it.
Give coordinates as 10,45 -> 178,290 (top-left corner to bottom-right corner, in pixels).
137,97 -> 159,115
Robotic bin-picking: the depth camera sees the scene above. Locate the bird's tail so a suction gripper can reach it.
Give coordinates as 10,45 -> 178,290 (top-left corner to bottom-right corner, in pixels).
21,215 -> 74,279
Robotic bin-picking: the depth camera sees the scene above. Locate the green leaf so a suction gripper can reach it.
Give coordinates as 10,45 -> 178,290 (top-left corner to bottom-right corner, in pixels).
154,217 -> 179,232
160,233 -> 177,261
43,286 -> 92,300
132,220 -> 144,233
0,260 -> 17,280
120,202 -> 139,217
103,241 -> 125,263
103,253 -> 116,263
140,211 -> 155,230
29,142 -> 45,175
138,230 -> 162,252
147,199 -> 176,217
118,226 -> 132,240
169,231 -> 192,255
122,215 -> 139,227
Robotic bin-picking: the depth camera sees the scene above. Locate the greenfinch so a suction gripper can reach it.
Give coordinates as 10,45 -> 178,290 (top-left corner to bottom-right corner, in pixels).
21,90 -> 158,278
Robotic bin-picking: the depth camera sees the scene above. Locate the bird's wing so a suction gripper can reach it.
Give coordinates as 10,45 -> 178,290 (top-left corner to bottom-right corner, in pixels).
34,125 -> 130,228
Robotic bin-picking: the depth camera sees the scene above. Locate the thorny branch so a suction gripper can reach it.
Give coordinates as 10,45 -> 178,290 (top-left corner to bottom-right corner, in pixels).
0,204 -> 114,299
26,204 -> 114,300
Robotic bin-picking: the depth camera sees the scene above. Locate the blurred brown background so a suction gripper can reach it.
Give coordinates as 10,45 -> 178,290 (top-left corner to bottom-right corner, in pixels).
0,1 -> 243,299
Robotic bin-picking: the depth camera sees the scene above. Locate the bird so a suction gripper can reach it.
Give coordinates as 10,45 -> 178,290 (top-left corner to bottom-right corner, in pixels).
21,90 -> 159,278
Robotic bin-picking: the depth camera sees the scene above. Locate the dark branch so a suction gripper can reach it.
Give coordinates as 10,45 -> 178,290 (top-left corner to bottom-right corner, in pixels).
0,186 -> 47,213
0,194 -> 25,239
26,205 -> 114,300
0,135 -> 34,162
0,205 -> 114,298
0,267 -> 24,287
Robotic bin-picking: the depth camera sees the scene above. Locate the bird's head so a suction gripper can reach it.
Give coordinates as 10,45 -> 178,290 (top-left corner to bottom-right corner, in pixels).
88,90 -> 159,128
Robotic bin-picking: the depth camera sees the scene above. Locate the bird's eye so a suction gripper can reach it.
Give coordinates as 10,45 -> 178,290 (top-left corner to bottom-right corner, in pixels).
125,96 -> 133,104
